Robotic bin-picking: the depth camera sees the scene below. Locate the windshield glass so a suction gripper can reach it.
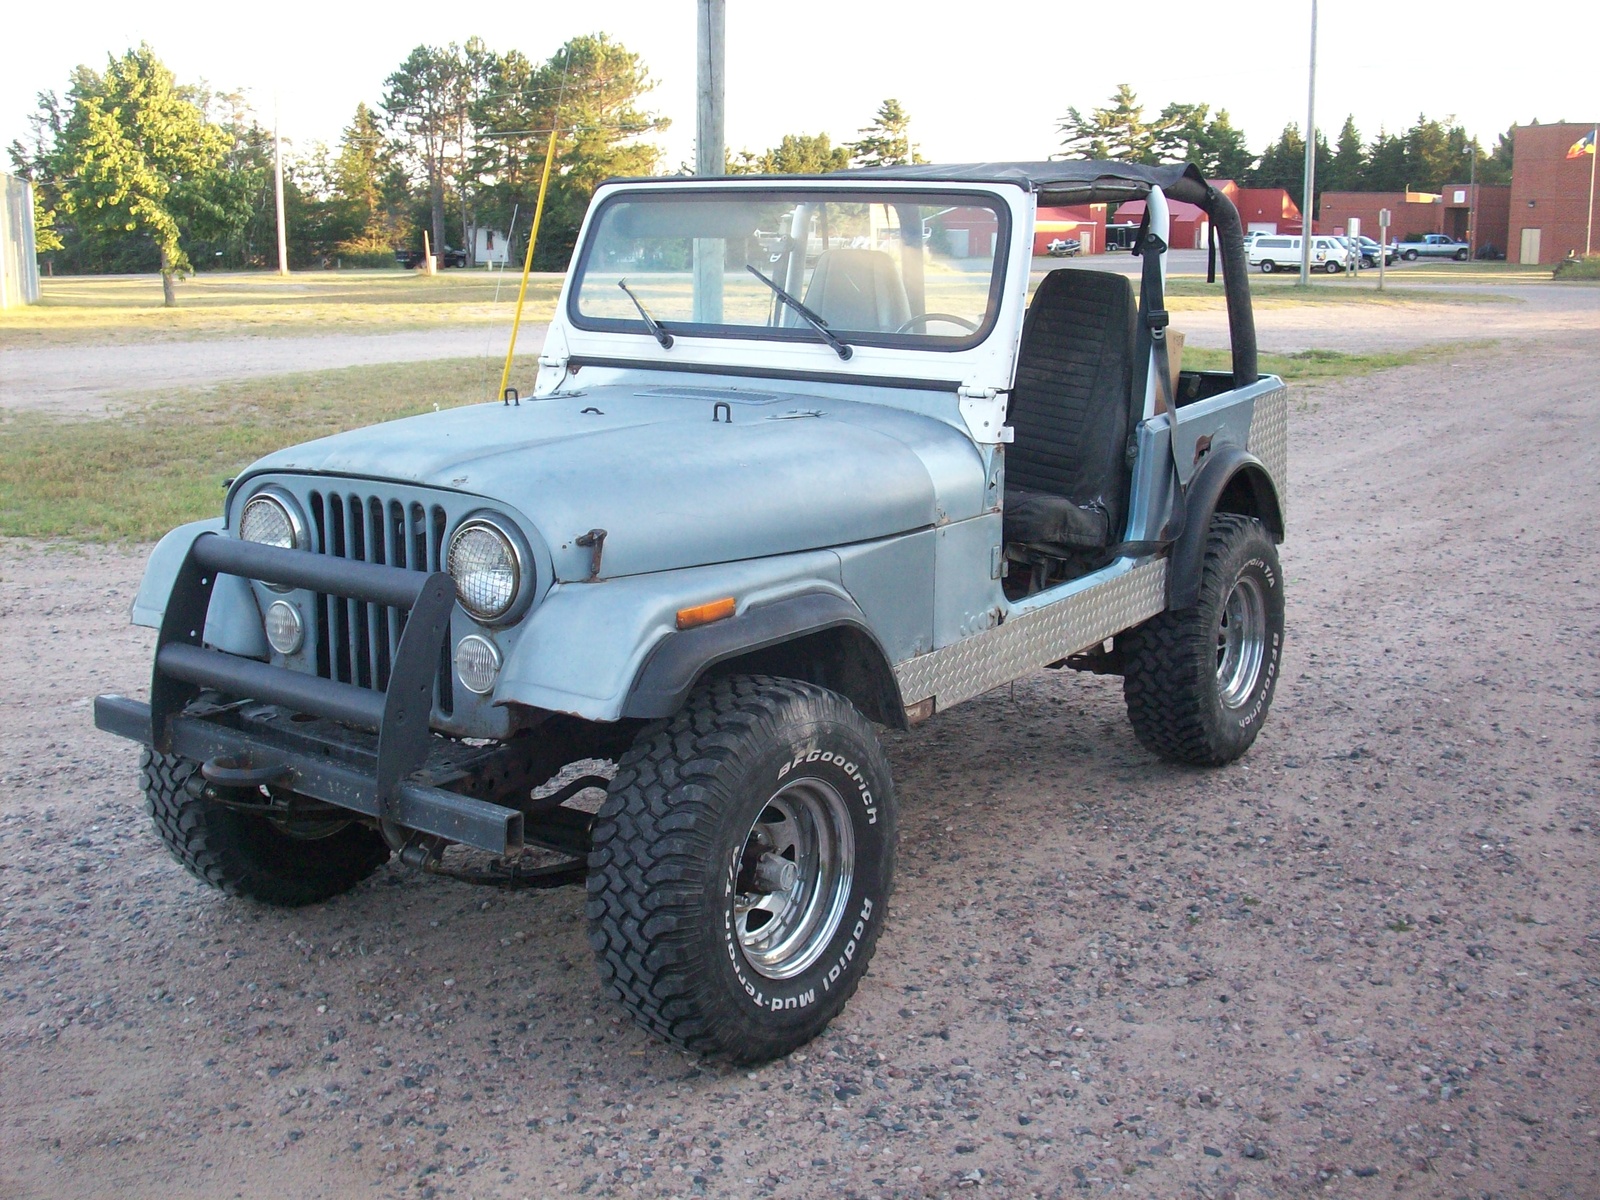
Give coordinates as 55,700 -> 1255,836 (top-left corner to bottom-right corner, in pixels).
571,189 -> 1008,350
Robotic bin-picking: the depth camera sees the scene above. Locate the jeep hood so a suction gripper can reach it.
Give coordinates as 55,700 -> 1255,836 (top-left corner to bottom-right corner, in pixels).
239,385 -> 977,581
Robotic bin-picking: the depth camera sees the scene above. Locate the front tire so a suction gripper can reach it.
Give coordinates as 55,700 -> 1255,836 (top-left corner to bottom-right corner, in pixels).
1120,514 -> 1285,766
587,676 -> 896,1063
142,750 -> 391,906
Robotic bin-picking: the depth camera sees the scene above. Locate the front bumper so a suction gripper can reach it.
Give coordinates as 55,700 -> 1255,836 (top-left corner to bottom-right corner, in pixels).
94,531 -> 523,856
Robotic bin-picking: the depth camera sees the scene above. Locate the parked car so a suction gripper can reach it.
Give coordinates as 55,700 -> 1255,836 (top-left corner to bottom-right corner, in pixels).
94,161 -> 1289,1064
1248,234 -> 1351,273
1045,236 -> 1081,257
1399,233 -> 1470,261
1347,235 -> 1397,268
395,246 -> 469,269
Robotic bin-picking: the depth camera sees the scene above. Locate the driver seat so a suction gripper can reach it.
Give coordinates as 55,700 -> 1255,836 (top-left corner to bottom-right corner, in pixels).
802,249 -> 912,333
1002,268 -> 1138,556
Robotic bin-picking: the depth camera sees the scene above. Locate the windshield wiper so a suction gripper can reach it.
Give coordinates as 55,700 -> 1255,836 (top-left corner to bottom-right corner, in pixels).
744,265 -> 852,360
617,279 -> 673,349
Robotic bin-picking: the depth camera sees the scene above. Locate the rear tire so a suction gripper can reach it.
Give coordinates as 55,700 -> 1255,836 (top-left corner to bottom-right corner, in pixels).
587,676 -> 896,1063
1259,259 -> 1276,273
1454,248 -> 1469,260
142,749 -> 391,907
1120,515 -> 1285,766
1403,249 -> 1419,261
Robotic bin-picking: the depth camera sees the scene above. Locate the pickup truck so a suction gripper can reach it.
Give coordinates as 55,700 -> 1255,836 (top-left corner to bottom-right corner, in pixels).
1398,234 -> 1470,261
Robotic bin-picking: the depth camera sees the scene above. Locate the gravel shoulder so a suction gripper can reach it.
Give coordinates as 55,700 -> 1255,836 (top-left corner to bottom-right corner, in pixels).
0,323 -> 541,417
2,333 -> 1598,1199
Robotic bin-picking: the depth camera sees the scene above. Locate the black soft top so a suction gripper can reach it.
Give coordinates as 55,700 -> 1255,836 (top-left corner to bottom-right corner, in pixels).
833,160 -> 1212,207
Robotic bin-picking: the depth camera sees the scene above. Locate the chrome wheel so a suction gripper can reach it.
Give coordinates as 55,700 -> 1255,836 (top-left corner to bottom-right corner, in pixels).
1216,573 -> 1267,709
733,778 -> 855,980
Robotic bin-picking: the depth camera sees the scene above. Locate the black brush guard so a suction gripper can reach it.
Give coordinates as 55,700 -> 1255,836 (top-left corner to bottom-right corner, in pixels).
93,532 -> 523,856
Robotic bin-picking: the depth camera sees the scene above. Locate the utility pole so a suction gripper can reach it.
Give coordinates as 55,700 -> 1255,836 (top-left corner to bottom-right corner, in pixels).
273,102 -> 289,276
1466,138 -> 1478,257
695,0 -> 725,177
1298,0 -> 1318,286
693,0 -> 726,323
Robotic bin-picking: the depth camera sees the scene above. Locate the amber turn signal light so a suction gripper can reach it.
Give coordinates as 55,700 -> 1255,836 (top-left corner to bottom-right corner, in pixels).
676,597 -> 737,630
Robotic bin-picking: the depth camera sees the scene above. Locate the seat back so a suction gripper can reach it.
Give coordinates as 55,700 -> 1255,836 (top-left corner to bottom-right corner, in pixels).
801,249 -> 912,333
1005,269 -> 1138,543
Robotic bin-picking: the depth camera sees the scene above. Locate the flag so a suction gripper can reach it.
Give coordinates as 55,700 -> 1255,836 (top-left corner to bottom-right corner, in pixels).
1567,130 -> 1596,159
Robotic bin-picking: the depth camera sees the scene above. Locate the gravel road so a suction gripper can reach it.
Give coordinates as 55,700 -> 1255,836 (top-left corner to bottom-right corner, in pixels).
2,317 -> 1598,1199
0,323 -> 535,417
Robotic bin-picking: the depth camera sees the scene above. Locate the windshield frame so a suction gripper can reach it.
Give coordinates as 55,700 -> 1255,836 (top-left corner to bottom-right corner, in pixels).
565,185 -> 1013,355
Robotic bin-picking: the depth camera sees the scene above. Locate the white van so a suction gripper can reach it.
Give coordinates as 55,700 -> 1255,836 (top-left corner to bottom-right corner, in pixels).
1248,235 -> 1350,274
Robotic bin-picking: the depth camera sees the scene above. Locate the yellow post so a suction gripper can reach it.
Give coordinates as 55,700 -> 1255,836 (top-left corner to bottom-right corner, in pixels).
497,125 -> 561,403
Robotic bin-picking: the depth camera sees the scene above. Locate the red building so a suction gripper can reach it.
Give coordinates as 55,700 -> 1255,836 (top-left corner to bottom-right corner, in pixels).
1321,186 -> 1511,254
1507,121 -> 1600,263
1033,204 -> 1107,255
1115,181 -> 1303,248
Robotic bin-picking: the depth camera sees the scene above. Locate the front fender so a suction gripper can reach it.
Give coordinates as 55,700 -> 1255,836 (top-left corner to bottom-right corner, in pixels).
132,519 -> 268,659
494,549 -> 848,722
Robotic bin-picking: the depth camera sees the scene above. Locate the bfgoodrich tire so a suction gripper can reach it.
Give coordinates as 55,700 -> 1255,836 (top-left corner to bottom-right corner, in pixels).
1120,514 -> 1285,766
587,676 -> 897,1063
142,750 -> 391,906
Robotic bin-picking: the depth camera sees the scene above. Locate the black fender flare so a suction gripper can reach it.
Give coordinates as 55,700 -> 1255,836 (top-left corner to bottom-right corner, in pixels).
1168,444 -> 1285,610
621,591 -> 906,727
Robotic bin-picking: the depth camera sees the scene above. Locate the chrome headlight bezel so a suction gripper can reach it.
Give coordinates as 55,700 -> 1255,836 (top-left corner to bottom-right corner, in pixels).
239,486 -> 310,552
446,513 -> 534,626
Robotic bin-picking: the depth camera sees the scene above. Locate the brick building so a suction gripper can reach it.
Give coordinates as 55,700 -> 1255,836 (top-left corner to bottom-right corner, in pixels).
1507,121 -> 1599,264
1321,185 -> 1512,255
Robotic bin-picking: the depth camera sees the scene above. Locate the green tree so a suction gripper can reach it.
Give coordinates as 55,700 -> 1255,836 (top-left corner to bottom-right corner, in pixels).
46,45 -> 228,304
1249,122 -> 1332,216
383,43 -> 476,262
470,34 -> 667,269
1325,115 -> 1366,192
332,102 -> 406,250
32,183 -> 63,254
849,99 -> 923,168
727,132 -> 851,175
1363,128 -> 1408,191
1481,126 -> 1514,186
1057,84 -> 1168,163
1154,103 -> 1255,179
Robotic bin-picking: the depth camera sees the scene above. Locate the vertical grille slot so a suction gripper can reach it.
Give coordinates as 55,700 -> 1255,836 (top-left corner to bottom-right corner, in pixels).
304,487 -> 456,716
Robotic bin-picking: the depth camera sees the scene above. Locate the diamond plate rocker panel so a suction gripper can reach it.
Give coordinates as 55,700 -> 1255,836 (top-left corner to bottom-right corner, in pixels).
894,558 -> 1168,712
1246,386 -> 1289,517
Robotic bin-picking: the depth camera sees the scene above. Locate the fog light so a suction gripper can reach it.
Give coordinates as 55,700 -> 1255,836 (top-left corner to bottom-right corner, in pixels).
455,634 -> 501,695
264,600 -> 304,655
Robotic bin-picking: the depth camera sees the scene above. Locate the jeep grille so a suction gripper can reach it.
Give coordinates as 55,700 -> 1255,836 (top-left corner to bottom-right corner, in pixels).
307,488 -> 454,715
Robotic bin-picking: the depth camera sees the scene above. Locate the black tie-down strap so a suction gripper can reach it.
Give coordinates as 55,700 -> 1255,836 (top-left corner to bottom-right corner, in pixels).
1132,229 -> 1186,548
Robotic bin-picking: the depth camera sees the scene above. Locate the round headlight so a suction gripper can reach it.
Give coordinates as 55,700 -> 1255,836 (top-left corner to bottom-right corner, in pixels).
447,518 -> 523,622
455,634 -> 502,695
240,490 -> 306,551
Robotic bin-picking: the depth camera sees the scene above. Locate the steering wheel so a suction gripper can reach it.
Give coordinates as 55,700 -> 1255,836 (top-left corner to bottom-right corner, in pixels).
894,312 -> 980,334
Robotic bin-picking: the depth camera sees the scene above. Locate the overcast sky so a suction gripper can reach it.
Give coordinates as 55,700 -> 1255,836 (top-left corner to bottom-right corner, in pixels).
5,0 -> 1594,169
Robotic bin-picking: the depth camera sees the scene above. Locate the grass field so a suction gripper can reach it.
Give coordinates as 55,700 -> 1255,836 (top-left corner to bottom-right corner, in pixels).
0,356 -> 535,541
0,270 -> 564,349
1,339 -> 1490,543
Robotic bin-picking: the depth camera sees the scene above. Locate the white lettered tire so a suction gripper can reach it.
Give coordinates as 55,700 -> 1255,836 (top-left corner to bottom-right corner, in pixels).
586,675 -> 897,1062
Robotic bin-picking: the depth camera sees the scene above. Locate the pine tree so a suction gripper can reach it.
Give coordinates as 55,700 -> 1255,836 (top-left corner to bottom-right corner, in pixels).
1326,115 -> 1366,192
848,99 -> 922,168
1057,84 -> 1165,164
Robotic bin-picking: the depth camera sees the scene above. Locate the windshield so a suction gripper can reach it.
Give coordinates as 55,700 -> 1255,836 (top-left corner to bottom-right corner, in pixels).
570,189 -> 1008,350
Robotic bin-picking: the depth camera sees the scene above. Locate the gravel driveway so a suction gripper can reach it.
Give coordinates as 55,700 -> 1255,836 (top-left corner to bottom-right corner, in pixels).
0,323 -> 537,417
2,318 -> 1598,1198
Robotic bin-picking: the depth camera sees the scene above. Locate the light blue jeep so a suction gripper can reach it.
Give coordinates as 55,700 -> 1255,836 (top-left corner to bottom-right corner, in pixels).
95,161 -> 1288,1062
